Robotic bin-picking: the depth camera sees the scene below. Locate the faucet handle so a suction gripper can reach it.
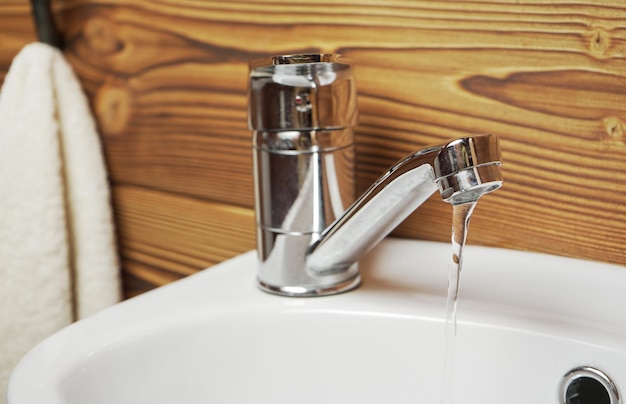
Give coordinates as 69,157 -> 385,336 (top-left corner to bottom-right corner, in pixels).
248,54 -> 358,131
434,134 -> 503,205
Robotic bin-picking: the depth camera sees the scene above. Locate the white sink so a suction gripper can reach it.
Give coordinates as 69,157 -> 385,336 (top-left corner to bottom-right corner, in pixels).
8,238 -> 626,403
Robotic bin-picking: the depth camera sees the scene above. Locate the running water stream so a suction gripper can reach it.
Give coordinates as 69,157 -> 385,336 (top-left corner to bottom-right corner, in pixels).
441,201 -> 478,404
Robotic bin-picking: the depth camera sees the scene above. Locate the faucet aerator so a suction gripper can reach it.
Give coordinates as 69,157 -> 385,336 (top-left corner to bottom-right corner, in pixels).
438,163 -> 503,205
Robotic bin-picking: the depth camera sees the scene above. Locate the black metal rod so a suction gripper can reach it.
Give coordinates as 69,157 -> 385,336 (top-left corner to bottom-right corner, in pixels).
31,0 -> 62,49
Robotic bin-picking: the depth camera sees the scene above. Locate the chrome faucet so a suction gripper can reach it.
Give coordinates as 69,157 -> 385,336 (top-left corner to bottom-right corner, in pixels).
248,54 -> 502,297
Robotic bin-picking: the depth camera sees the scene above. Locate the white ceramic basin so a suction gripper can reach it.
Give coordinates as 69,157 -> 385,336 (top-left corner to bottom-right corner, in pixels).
8,238 -> 626,403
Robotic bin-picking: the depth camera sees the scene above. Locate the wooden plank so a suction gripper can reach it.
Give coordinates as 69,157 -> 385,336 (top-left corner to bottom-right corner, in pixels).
0,0 -> 36,83
112,185 -> 255,297
53,0 -> 626,208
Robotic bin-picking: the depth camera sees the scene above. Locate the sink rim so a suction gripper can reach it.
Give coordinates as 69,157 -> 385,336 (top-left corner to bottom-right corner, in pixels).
8,238 -> 626,403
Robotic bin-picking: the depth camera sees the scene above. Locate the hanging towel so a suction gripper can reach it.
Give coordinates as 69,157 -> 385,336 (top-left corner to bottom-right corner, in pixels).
0,43 -> 121,398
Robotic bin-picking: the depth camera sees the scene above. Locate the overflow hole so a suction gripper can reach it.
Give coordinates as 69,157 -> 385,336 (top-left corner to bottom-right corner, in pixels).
560,367 -> 622,404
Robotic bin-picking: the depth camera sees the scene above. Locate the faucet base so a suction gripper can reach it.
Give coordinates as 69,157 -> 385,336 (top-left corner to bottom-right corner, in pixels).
255,230 -> 361,297
257,273 -> 361,297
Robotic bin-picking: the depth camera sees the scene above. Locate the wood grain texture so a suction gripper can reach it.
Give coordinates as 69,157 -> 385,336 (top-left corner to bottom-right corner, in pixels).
1,0 -> 624,297
0,1 -> 36,82
113,185 -> 255,298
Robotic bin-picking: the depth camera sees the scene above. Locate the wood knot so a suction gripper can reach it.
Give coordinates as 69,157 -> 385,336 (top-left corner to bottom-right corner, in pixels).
586,27 -> 611,59
94,79 -> 133,137
84,16 -> 124,55
603,116 -> 624,142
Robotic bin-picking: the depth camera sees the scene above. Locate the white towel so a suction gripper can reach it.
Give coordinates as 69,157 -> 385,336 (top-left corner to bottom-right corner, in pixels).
0,43 -> 121,399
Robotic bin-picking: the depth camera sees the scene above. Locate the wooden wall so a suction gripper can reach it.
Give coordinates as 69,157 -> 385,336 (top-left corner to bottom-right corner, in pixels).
1,0 -> 625,298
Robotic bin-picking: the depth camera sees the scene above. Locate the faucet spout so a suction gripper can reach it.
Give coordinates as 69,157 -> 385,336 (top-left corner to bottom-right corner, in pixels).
306,135 -> 502,276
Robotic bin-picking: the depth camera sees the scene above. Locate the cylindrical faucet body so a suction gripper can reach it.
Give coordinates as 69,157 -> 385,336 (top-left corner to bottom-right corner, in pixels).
249,54 -> 361,296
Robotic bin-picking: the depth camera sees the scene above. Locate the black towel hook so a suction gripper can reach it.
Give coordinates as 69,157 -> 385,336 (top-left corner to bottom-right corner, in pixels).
30,0 -> 63,49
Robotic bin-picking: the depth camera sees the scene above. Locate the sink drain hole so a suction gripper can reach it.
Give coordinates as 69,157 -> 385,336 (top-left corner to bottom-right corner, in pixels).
560,367 -> 621,404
